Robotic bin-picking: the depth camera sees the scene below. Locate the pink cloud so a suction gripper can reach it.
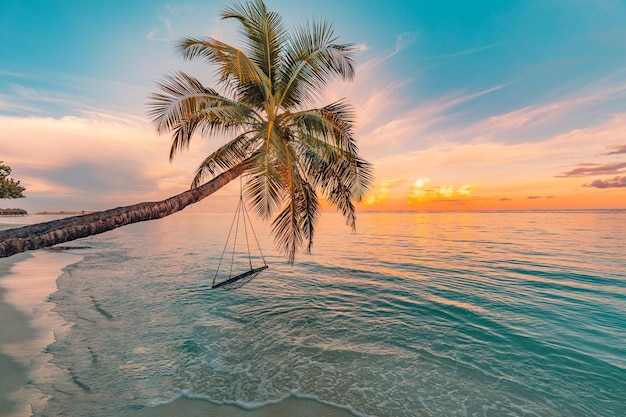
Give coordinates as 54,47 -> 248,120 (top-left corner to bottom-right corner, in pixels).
584,176 -> 626,188
0,113 -> 213,209
557,162 -> 626,177
602,144 -> 626,155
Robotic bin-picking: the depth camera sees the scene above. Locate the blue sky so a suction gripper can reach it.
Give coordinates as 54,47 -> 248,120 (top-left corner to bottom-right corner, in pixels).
2,0 -> 626,212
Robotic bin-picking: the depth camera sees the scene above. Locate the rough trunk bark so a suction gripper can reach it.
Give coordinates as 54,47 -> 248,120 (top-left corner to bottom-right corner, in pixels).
0,164 -> 246,258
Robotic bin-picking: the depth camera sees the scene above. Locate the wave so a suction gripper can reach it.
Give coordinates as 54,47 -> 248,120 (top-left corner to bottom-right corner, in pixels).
129,390 -> 366,417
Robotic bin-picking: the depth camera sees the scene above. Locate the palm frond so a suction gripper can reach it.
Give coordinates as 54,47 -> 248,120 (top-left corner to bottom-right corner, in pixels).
148,71 -> 213,134
148,71 -> 257,160
191,131 -> 261,188
324,157 -> 373,228
277,19 -> 356,109
286,100 -> 356,153
298,177 -> 318,253
245,149 -> 284,219
295,138 -> 372,229
271,202 -> 303,264
222,0 -> 286,94
284,99 -> 372,231
178,37 -> 271,107
270,170 -> 318,263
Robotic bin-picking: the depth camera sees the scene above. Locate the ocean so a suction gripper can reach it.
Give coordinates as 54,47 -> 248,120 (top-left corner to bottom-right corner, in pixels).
1,210 -> 625,416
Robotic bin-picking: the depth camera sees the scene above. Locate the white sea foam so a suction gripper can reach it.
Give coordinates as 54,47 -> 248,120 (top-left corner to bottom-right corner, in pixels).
144,389 -> 366,417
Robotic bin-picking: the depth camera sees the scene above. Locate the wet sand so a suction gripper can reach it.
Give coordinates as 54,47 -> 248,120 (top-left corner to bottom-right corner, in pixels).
0,252 -> 35,416
0,250 -> 81,417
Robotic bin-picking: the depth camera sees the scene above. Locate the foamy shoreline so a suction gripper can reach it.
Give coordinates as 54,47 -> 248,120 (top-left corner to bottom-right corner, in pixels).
0,249 -> 82,416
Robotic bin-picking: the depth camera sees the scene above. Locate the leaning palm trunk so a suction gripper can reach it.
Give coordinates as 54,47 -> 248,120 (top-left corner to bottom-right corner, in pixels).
1,0 -> 372,261
0,164 -> 245,259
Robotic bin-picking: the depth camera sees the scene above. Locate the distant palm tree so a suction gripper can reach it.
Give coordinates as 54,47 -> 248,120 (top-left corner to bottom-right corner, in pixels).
0,161 -> 26,199
0,0 -> 372,261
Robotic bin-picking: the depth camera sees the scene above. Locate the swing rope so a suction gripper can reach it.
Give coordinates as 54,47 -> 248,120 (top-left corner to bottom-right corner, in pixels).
211,177 -> 268,290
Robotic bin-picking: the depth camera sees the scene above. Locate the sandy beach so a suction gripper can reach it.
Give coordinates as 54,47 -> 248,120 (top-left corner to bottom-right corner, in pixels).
0,249 -> 82,417
0,252 -> 34,416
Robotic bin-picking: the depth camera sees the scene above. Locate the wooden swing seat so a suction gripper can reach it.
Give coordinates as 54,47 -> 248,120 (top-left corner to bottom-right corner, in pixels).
211,265 -> 268,290
211,179 -> 268,290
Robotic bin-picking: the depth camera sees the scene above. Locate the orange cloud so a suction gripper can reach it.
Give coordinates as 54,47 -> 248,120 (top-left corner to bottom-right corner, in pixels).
362,177 -> 404,206
407,178 -> 481,205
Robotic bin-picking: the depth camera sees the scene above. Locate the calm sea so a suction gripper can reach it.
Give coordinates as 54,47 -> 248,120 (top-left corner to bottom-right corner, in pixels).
10,210 -> 626,416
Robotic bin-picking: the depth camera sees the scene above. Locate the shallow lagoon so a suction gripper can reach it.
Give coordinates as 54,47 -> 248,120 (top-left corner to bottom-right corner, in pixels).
1,210 -> 625,416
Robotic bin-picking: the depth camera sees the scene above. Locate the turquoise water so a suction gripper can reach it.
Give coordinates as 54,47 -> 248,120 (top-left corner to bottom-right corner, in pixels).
18,211 -> 626,416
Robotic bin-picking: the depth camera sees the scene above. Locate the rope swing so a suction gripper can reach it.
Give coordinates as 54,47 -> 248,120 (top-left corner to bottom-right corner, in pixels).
211,178 -> 268,290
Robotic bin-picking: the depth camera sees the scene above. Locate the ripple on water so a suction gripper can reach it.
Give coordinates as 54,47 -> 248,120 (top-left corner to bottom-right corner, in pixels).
22,211 -> 626,417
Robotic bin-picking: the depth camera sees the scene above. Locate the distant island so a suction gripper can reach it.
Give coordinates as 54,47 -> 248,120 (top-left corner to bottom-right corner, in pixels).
36,211 -> 93,215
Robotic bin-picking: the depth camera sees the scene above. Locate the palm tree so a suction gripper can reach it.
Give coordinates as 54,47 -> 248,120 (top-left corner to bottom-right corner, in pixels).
0,0 -> 372,261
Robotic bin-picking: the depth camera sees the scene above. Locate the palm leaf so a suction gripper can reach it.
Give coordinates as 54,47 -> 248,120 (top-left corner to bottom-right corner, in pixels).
270,167 -> 318,262
222,0 -> 286,94
245,148 -> 284,219
148,71 -> 257,160
286,100 -> 356,153
277,19 -> 356,109
178,37 -> 271,107
191,131 -> 261,188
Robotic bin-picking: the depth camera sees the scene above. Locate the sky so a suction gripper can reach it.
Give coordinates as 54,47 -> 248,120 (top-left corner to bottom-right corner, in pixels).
1,0 -> 626,213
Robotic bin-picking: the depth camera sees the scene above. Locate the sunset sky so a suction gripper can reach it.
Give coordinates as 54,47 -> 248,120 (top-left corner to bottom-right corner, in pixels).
1,0 -> 626,212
